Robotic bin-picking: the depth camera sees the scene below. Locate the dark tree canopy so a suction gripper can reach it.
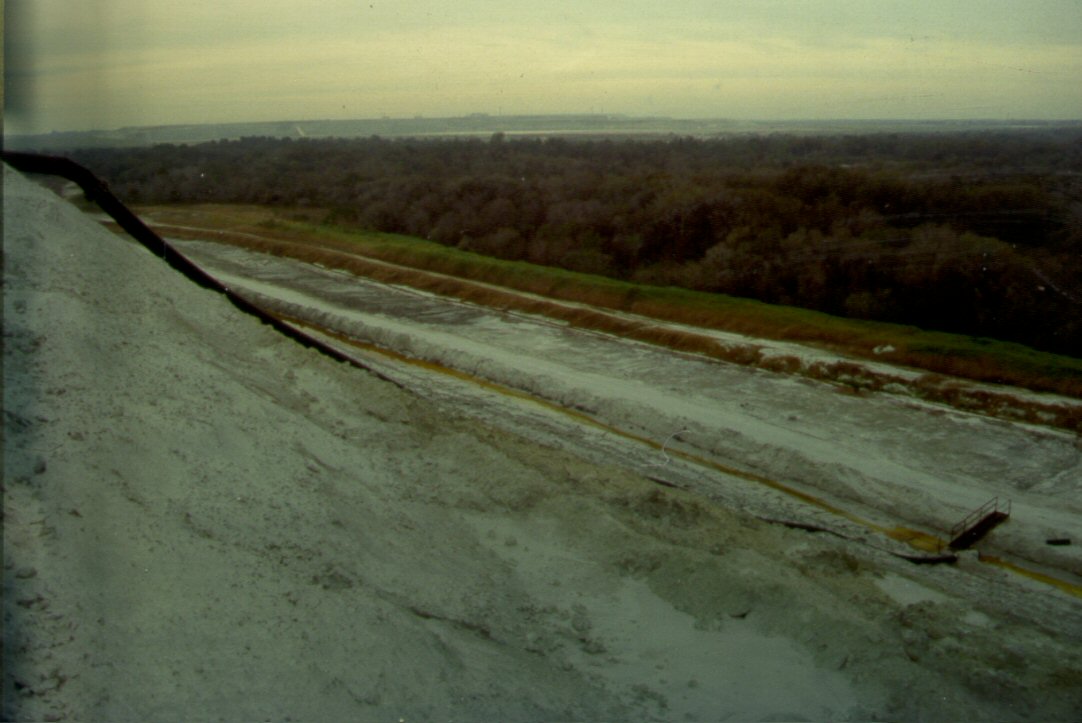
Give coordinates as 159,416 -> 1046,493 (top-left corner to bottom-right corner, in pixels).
64,130 -> 1082,356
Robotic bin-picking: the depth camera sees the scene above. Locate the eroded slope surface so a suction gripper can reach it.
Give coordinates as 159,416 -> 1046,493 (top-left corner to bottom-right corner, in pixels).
4,166 -> 1082,721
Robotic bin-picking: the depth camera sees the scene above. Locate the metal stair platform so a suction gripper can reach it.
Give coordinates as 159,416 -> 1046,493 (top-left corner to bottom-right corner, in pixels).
949,497 -> 1011,550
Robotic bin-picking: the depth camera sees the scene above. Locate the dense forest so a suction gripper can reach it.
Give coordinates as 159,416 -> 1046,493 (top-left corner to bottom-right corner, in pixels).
66,130 -> 1082,356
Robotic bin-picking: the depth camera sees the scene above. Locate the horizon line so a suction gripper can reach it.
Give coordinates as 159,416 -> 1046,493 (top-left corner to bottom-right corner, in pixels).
7,114 -> 1082,139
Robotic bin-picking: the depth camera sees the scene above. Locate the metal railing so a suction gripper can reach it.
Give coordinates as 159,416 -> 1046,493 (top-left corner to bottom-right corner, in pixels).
949,496 -> 1011,543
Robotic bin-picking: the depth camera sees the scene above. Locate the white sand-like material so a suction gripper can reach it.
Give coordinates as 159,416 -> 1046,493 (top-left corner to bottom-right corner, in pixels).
5,165 -> 1082,721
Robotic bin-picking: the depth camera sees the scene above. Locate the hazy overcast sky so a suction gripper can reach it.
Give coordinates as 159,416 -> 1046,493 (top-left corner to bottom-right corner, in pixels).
5,0 -> 1081,133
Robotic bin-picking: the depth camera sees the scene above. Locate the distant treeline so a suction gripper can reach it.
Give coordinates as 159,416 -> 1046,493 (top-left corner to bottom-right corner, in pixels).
67,131 -> 1082,356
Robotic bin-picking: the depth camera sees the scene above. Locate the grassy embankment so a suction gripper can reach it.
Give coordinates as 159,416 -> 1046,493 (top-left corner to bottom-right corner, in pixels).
138,204 -> 1082,432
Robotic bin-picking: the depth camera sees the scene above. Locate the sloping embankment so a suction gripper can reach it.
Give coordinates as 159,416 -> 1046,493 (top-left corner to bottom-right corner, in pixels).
146,217 -> 1082,433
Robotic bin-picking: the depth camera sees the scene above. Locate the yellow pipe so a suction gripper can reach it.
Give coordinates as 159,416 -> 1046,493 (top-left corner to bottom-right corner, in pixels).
979,554 -> 1082,598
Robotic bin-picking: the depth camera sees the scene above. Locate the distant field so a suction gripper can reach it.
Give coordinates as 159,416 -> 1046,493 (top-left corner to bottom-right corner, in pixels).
132,203 -> 1082,431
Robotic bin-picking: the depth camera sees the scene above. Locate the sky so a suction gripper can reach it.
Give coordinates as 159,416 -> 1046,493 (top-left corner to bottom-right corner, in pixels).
5,0 -> 1082,134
